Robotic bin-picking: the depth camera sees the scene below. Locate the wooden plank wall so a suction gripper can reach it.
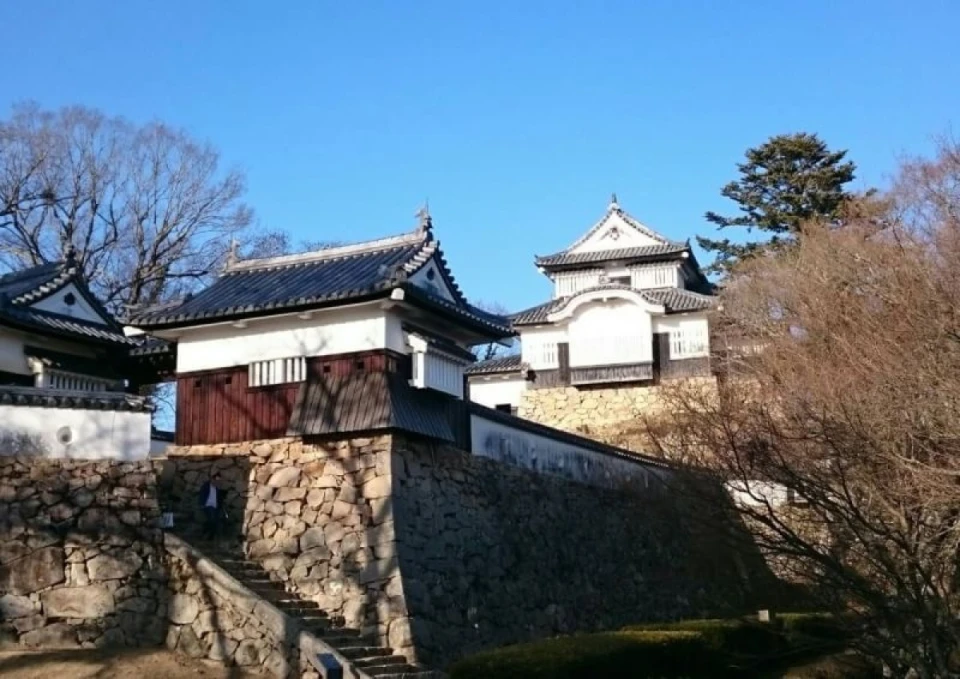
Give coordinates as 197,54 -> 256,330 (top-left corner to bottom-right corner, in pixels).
175,350 -> 410,446
175,366 -> 299,446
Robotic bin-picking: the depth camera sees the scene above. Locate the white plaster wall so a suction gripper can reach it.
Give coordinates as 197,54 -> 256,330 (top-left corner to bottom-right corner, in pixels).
569,213 -> 660,253
470,412 -> 665,489
553,270 -> 602,298
385,314 -> 407,354
175,306 -> 389,373
568,300 -> 652,365
408,257 -> 455,302
652,313 -> 710,358
468,376 -> 528,409
30,283 -> 107,324
0,405 -> 151,460
630,263 -> 680,290
0,330 -> 28,375
150,437 -> 171,457
725,480 -> 792,509
519,326 -> 567,369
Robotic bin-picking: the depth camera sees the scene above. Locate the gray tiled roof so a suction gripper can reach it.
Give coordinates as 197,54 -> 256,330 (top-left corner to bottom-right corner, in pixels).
535,243 -> 689,269
465,353 -> 526,375
0,385 -> 152,412
287,371 -> 459,442
0,306 -> 133,345
128,336 -> 175,356
126,227 -> 512,337
0,256 -> 129,345
642,287 -> 717,313
0,262 -> 66,302
511,286 -> 716,326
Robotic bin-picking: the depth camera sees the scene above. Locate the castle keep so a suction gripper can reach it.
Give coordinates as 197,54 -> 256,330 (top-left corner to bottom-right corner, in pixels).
467,198 -> 717,443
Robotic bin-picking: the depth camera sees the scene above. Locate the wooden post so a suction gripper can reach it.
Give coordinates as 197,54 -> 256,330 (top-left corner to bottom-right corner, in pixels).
557,342 -> 570,385
652,333 -> 670,383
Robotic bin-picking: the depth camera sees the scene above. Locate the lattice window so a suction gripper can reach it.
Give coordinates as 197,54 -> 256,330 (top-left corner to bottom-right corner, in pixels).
46,371 -> 119,392
670,327 -> 709,359
248,356 -> 307,387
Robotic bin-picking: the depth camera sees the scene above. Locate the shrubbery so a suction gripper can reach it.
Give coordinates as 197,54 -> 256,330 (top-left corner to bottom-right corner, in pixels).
447,630 -> 732,679
449,613 -> 849,679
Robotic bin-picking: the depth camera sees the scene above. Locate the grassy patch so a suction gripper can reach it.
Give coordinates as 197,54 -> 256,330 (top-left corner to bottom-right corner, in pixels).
449,613 -> 860,679
447,630 -> 732,679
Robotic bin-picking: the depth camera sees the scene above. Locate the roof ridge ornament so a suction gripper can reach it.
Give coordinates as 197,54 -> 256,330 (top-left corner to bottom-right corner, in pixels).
63,244 -> 77,269
224,238 -> 240,270
415,201 -> 432,234
609,193 -> 619,210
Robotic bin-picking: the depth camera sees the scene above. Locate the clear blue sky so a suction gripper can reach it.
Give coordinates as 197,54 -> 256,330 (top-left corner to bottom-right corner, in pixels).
2,1 -> 958,312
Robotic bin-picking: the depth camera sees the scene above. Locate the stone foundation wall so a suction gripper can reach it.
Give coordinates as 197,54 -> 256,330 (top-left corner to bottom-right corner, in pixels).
391,434 -> 757,667
0,456 -> 166,648
163,436 -> 406,654
163,533 -> 350,679
518,378 -> 719,451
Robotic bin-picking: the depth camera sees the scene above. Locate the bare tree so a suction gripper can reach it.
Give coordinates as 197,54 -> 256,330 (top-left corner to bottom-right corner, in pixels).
0,102 -> 281,312
472,300 -> 515,361
649,138 -> 960,678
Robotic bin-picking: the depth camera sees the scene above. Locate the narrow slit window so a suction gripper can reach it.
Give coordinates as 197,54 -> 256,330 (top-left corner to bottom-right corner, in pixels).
248,356 -> 307,387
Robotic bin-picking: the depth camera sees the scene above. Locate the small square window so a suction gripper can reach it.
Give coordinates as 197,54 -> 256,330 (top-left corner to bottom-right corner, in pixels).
322,364 -> 331,374
194,379 -> 202,389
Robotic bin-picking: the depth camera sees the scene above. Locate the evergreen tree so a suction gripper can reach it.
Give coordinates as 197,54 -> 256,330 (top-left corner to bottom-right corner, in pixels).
698,132 -> 857,275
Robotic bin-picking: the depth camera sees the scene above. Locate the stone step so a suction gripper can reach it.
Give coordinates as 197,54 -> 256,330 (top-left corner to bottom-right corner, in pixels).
355,655 -> 408,669
364,665 -> 428,677
274,599 -> 323,611
319,627 -> 363,638
280,606 -> 325,618
337,646 -> 392,660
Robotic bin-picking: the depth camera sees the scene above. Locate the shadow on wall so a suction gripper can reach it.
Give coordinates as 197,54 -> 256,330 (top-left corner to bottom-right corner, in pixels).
165,348 -> 412,639
0,455 -> 170,658
388,435 -> 797,668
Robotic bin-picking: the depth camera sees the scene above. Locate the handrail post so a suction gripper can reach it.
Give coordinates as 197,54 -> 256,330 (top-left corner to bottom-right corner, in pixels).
316,653 -> 343,679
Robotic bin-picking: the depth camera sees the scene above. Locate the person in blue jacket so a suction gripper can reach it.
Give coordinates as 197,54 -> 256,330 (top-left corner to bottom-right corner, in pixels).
198,472 -> 226,541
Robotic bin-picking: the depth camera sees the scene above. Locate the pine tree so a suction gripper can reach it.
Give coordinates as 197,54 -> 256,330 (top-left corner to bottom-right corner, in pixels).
698,132 -> 857,276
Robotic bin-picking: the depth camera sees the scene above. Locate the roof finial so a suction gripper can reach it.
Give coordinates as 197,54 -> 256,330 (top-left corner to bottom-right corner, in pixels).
609,192 -> 619,210
225,238 -> 240,269
415,200 -> 432,233
64,243 -> 77,268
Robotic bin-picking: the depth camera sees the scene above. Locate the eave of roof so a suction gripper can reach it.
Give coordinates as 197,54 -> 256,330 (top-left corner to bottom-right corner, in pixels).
535,243 -> 690,270
0,306 -> 134,346
125,224 -> 501,336
510,286 -> 716,326
399,284 -> 513,339
465,353 -> 526,376
0,385 -> 152,412
0,256 -> 122,333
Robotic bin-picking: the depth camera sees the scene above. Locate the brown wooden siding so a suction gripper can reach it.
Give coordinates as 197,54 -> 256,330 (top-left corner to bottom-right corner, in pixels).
175,349 -> 410,446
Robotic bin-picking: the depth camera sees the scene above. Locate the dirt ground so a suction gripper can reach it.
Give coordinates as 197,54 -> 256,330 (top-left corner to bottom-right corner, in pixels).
0,647 -> 269,679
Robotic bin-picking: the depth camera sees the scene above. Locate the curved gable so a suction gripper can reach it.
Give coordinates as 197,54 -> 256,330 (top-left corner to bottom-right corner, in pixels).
547,287 -> 665,322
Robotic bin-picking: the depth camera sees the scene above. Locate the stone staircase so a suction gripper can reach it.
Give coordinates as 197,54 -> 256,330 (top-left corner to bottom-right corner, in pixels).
179,532 -> 435,679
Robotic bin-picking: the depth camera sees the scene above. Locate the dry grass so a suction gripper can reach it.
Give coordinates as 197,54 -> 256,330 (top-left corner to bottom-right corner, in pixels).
0,647 -> 269,679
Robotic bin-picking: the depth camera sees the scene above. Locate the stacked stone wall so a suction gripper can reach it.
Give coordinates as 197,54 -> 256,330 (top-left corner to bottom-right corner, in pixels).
164,436 -> 407,655
164,534 -> 350,678
0,456 -> 167,648
518,378 -> 719,451
390,434 -> 758,667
